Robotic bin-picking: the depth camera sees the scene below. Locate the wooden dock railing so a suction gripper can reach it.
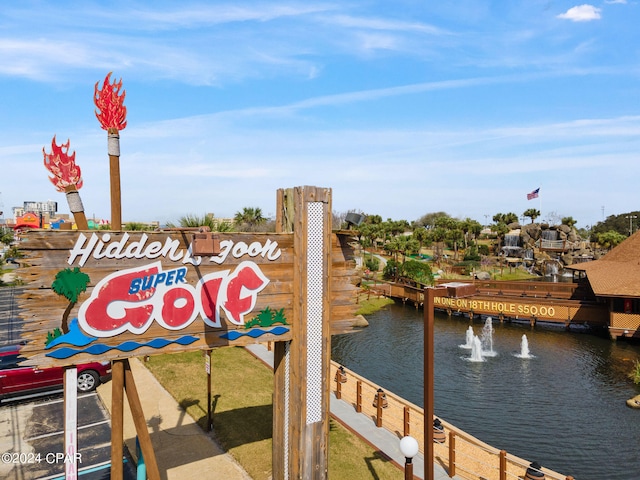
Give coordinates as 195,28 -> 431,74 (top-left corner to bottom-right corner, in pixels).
330,361 -> 574,480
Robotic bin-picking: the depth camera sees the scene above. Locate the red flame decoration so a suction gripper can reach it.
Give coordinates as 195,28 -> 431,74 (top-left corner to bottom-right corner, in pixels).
94,72 -> 127,131
43,136 -> 83,192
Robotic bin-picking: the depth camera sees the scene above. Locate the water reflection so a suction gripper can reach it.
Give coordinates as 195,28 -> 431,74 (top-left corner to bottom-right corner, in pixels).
331,302 -> 640,480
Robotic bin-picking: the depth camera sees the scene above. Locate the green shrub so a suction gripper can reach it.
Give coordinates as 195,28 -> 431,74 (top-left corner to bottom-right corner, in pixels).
365,256 -> 380,272
401,259 -> 433,285
382,259 -> 399,280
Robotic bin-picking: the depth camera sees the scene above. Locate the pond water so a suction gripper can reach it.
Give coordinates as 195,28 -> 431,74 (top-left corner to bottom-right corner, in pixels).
331,302 -> 640,480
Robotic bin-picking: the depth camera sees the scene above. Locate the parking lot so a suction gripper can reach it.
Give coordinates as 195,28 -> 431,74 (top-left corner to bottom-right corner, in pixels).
1,285 -> 136,479
0,391 -> 136,480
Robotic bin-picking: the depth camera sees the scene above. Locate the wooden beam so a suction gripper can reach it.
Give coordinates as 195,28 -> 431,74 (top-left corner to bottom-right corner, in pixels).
273,186 -> 332,479
110,360 -> 124,480
123,359 -> 161,480
424,287 -> 447,480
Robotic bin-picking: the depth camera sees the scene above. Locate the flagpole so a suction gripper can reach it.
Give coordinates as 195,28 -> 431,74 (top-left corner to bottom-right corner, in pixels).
539,185 -> 542,222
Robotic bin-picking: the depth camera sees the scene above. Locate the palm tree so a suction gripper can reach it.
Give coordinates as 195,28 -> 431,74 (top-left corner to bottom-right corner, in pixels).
168,213 -> 231,231
523,208 -> 541,224
234,207 -> 266,231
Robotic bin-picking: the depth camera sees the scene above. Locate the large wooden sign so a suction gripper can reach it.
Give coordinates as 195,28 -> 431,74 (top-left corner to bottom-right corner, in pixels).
16,196 -> 359,369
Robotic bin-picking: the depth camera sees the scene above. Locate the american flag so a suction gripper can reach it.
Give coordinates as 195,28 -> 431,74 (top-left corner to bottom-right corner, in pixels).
527,188 -> 540,200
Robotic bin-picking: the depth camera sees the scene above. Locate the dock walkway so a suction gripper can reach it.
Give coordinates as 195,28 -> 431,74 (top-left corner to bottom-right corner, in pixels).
245,343 -> 457,480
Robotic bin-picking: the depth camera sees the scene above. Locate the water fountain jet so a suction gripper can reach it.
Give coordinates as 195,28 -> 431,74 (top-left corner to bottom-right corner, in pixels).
469,335 -> 484,362
480,317 -> 497,357
515,334 -> 533,359
460,326 -> 474,349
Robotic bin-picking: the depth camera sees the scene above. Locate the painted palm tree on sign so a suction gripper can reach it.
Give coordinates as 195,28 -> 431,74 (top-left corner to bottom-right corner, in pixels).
51,267 -> 90,335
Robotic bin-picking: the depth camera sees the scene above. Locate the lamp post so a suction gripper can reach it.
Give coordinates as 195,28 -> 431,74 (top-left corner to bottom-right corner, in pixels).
625,215 -> 637,236
399,435 -> 419,480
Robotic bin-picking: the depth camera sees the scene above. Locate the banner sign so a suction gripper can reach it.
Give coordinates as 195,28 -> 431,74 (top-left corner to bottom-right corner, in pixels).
17,228 -> 358,368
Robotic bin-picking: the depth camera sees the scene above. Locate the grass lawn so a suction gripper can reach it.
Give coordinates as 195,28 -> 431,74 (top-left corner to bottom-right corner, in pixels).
145,346 -> 402,480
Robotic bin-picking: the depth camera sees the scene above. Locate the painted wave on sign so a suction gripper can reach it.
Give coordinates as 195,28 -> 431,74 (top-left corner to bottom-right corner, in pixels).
46,336 -> 199,359
220,325 -> 290,340
44,318 -> 198,359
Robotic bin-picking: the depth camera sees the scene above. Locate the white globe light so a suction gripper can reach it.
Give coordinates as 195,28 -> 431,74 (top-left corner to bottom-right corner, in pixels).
399,435 -> 419,459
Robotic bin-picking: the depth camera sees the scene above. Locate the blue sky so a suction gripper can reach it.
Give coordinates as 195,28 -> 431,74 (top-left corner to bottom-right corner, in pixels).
1,1 -> 638,229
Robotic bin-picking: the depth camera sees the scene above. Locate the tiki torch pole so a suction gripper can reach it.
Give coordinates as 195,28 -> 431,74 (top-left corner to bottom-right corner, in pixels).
43,136 -> 89,230
94,72 -> 127,232
107,127 -> 122,230
65,185 -> 89,231
94,72 -> 129,480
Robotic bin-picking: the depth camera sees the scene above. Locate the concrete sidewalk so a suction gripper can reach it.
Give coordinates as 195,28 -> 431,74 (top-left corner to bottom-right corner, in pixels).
245,344 -> 458,480
96,357 -> 251,480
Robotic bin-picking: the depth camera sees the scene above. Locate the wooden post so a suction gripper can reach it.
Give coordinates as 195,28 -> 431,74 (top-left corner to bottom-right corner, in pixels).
499,450 -> 507,480
272,341 -> 287,478
111,360 -> 124,480
375,390 -> 383,427
206,350 -> 212,432
272,186 -> 332,479
449,431 -> 456,477
403,406 -> 410,437
424,286 -> 447,480
356,381 -> 362,413
123,359 -> 161,480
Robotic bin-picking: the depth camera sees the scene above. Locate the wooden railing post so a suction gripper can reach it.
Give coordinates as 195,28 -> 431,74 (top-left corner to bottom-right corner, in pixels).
375,390 -> 383,427
448,431 -> 456,478
404,406 -> 410,437
335,366 -> 346,400
499,450 -> 507,480
356,381 -> 362,413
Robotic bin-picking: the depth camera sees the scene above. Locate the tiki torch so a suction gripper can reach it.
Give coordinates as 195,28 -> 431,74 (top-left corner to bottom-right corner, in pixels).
94,72 -> 127,231
43,136 -> 89,230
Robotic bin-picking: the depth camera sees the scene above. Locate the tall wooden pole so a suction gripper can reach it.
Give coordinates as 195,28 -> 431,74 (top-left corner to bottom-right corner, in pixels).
110,360 -> 124,480
95,73 -> 128,476
424,287 -> 447,480
273,186 -> 332,479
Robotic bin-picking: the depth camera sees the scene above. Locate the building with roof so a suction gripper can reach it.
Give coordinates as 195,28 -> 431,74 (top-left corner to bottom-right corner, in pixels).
567,231 -> 640,339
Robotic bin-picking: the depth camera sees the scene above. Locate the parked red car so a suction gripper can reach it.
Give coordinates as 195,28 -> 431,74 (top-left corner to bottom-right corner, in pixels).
0,344 -> 111,401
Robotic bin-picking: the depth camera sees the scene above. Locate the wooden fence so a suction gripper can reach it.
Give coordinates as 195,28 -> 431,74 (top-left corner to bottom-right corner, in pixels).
330,361 -> 575,480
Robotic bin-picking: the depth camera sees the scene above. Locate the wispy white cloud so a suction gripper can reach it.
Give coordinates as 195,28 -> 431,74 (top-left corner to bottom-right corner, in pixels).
319,14 -> 448,35
557,5 -> 602,22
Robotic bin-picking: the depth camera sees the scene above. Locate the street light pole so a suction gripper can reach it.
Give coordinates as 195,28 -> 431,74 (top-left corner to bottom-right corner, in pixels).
399,436 -> 419,480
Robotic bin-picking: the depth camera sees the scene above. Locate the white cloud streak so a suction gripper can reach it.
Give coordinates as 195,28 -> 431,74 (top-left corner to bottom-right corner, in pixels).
557,5 -> 602,22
